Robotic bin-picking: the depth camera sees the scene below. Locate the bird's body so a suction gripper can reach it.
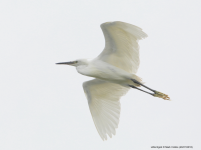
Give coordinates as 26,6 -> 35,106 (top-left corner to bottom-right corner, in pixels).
76,59 -> 141,87
56,21 -> 170,140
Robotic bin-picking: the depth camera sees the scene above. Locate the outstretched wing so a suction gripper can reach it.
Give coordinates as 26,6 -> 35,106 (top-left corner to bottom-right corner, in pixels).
83,79 -> 129,140
96,21 -> 147,74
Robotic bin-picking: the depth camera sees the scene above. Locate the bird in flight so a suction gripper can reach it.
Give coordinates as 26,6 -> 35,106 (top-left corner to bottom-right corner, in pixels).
56,21 -> 170,140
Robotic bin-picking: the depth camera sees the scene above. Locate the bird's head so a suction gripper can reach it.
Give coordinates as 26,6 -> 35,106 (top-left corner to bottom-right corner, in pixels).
56,59 -> 89,67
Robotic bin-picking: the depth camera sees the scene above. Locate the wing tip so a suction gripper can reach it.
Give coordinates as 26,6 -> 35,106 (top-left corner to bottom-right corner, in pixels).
100,21 -> 148,40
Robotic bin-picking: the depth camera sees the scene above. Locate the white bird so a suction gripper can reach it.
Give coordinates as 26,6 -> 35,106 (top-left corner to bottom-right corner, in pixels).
56,21 -> 170,140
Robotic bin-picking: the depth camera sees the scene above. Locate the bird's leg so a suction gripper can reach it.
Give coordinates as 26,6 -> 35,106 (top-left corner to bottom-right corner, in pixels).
130,79 -> 170,100
129,85 -> 154,96
131,79 -> 155,92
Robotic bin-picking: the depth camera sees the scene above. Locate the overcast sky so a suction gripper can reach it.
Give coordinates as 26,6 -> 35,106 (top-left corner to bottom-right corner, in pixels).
0,0 -> 201,149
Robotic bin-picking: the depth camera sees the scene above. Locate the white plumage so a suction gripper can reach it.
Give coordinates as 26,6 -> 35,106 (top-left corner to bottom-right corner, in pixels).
56,21 -> 169,140
83,79 -> 129,140
82,21 -> 147,140
97,21 -> 147,74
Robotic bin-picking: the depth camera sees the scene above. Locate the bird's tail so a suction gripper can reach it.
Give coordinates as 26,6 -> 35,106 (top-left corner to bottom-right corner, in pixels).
131,74 -> 144,87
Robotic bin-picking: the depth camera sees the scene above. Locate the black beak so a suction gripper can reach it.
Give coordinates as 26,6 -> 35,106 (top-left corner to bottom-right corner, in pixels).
56,61 -> 76,65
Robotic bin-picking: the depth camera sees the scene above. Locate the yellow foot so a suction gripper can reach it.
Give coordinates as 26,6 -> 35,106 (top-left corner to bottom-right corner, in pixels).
153,91 -> 170,100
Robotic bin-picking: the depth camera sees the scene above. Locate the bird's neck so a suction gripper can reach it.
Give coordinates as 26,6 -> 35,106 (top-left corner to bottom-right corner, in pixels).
76,64 -> 90,76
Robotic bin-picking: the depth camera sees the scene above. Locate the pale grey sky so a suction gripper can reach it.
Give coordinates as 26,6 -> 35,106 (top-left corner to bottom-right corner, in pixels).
0,0 -> 201,149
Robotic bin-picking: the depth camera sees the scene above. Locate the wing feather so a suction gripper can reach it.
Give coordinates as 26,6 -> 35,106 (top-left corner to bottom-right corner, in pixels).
83,79 -> 129,140
96,21 -> 147,74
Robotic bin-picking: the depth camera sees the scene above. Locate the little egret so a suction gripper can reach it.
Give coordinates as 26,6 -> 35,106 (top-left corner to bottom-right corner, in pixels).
56,21 -> 170,140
